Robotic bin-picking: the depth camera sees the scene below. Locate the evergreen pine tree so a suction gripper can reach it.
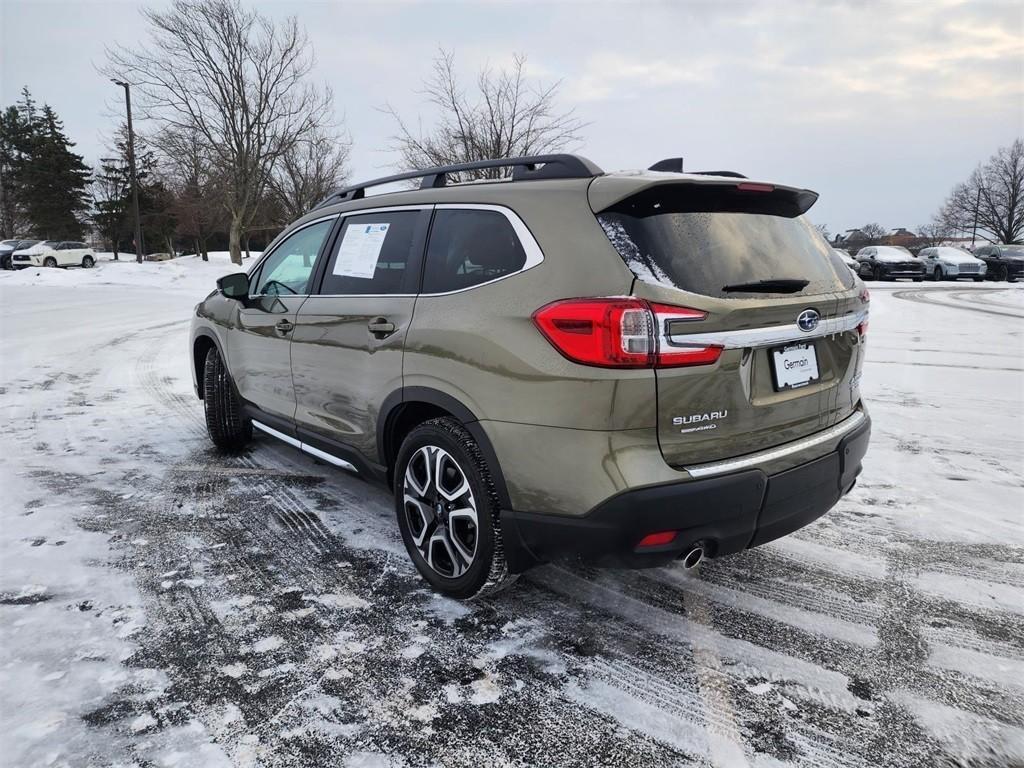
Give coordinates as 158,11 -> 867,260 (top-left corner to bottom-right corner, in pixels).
12,92 -> 91,239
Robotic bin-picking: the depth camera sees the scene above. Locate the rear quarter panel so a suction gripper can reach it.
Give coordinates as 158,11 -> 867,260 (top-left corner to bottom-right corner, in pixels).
402,184 -> 656,431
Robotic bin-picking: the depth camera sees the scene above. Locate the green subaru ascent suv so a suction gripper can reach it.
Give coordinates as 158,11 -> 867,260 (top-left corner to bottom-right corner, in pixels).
190,155 -> 871,598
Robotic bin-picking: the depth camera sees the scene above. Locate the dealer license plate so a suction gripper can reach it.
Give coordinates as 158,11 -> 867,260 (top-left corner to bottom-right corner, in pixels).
772,343 -> 820,390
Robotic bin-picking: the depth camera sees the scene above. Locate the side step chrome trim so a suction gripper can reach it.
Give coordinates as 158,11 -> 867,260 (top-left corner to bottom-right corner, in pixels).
668,310 -> 867,350
252,420 -> 358,474
685,410 -> 867,479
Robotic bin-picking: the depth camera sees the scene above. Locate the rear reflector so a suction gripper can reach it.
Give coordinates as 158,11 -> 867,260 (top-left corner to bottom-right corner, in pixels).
637,531 -> 677,547
533,298 -> 722,369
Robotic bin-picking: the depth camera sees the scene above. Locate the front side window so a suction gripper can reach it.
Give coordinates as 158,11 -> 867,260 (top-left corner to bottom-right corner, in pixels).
318,211 -> 424,295
251,219 -> 334,296
422,209 -> 527,294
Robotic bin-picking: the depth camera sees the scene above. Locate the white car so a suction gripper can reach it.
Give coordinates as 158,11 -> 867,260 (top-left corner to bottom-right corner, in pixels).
831,247 -> 859,274
12,240 -> 96,269
917,246 -> 986,282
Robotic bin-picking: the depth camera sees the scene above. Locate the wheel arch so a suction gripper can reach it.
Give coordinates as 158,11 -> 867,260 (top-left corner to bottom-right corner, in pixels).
191,330 -> 224,400
379,387 -> 513,510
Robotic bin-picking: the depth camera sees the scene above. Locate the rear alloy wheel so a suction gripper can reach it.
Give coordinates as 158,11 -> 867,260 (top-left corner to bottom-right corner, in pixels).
81,255 -> 94,269
202,346 -> 251,451
395,417 -> 516,599
43,256 -> 58,268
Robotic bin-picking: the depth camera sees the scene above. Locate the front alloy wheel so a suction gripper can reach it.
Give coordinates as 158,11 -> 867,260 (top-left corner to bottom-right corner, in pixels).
403,446 -> 479,578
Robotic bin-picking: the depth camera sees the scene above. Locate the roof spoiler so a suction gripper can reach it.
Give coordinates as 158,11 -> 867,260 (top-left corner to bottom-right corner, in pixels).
648,158 -> 748,179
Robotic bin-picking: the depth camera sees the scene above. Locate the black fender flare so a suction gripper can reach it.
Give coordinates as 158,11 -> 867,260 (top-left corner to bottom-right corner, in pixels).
378,387 -> 513,511
191,329 -> 228,400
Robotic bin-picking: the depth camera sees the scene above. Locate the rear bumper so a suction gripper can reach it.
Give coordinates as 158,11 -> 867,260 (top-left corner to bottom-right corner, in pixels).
500,413 -> 870,572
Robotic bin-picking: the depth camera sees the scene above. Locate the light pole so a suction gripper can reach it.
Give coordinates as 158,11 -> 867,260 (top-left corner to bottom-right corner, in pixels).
112,79 -> 144,263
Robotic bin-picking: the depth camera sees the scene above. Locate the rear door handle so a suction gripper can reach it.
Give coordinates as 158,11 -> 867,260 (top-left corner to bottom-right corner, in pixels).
368,318 -> 396,337
275,319 -> 294,335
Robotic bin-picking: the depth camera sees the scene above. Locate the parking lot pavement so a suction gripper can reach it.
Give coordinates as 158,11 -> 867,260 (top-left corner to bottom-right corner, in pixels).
1,272 -> 1022,767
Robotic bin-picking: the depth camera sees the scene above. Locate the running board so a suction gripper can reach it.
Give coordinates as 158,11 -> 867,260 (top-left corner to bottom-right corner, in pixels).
251,419 -> 358,474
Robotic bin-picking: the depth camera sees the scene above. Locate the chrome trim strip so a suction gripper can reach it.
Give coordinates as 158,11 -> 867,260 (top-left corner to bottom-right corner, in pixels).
252,420 -> 301,448
252,420 -> 358,474
667,310 -> 867,350
305,203 -> 546,299
300,442 -> 358,472
684,410 -> 867,479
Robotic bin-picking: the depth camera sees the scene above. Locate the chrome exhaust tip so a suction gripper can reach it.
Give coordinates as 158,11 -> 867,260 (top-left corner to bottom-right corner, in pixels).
682,545 -> 705,569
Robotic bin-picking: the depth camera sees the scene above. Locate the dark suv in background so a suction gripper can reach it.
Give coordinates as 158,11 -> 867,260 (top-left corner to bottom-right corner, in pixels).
190,155 -> 871,598
974,243 -> 1024,282
855,245 -> 925,281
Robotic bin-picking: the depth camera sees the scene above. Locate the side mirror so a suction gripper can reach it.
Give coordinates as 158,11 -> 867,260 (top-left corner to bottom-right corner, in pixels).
218,272 -> 249,300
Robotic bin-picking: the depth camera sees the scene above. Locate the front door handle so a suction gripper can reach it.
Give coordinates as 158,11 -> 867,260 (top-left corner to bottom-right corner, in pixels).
275,319 -> 294,335
368,318 -> 396,337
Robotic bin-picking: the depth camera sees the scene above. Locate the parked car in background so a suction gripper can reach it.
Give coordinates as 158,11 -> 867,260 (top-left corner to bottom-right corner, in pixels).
12,240 -> 95,269
855,245 -> 925,281
974,243 -> 1024,282
11,240 -> 60,268
918,247 -> 986,281
0,239 -> 37,270
831,247 -> 859,274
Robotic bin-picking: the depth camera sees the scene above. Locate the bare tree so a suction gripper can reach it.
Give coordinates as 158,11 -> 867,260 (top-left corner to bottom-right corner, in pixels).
105,0 -> 333,265
384,50 -> 586,179
936,139 -> 1024,245
268,125 -> 351,222
916,221 -> 953,249
157,128 -> 222,260
859,222 -> 888,243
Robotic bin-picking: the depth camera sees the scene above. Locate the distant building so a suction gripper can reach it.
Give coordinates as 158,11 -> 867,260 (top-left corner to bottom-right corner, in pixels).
884,228 -> 917,247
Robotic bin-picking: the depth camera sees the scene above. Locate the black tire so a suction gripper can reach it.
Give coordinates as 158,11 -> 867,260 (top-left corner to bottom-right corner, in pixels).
394,417 -> 516,599
872,265 -> 883,281
202,346 -> 251,451
82,255 -> 94,269
0,255 -> 10,270
998,265 -> 1009,282
932,267 -> 942,282
911,276 -> 922,282
43,256 -> 57,268
974,276 -> 984,282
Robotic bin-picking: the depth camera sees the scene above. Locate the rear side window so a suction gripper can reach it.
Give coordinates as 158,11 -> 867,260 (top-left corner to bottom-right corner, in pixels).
599,186 -> 851,297
422,209 -> 527,294
319,211 -> 423,295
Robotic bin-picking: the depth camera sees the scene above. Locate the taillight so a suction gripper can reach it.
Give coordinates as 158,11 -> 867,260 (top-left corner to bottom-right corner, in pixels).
532,298 -> 722,369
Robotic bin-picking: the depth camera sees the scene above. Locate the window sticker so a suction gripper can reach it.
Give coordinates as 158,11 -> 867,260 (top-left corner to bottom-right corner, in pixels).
332,223 -> 390,278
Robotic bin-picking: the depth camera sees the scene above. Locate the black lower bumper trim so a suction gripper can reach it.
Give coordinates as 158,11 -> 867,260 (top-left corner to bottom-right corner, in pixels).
501,413 -> 870,573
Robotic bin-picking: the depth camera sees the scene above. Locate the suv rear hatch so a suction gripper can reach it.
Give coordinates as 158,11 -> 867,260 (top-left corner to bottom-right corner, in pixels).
592,175 -> 867,469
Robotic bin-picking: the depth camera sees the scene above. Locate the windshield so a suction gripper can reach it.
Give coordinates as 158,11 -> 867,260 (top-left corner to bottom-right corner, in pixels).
598,211 -> 850,297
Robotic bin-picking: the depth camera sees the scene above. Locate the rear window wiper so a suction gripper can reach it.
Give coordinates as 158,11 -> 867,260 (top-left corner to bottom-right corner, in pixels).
721,278 -> 809,294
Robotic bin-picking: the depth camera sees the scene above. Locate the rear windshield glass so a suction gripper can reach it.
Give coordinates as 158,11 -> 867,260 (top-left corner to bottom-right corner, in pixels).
598,187 -> 851,297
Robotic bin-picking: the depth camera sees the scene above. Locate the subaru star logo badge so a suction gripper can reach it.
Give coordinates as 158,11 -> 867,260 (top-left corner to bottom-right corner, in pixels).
797,309 -> 819,332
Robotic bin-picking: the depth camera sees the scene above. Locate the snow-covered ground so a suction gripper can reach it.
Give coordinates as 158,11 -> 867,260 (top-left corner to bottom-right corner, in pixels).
1,261 -> 1021,767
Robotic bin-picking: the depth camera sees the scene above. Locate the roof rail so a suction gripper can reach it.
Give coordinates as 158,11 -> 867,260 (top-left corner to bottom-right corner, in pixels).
314,154 -> 603,209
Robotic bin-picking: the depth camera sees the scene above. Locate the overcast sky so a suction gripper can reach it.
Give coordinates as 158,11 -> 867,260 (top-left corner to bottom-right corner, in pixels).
2,0 -> 1022,234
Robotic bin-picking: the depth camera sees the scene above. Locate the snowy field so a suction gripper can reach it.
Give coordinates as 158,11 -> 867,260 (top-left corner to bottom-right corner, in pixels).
1,258 -> 1022,768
